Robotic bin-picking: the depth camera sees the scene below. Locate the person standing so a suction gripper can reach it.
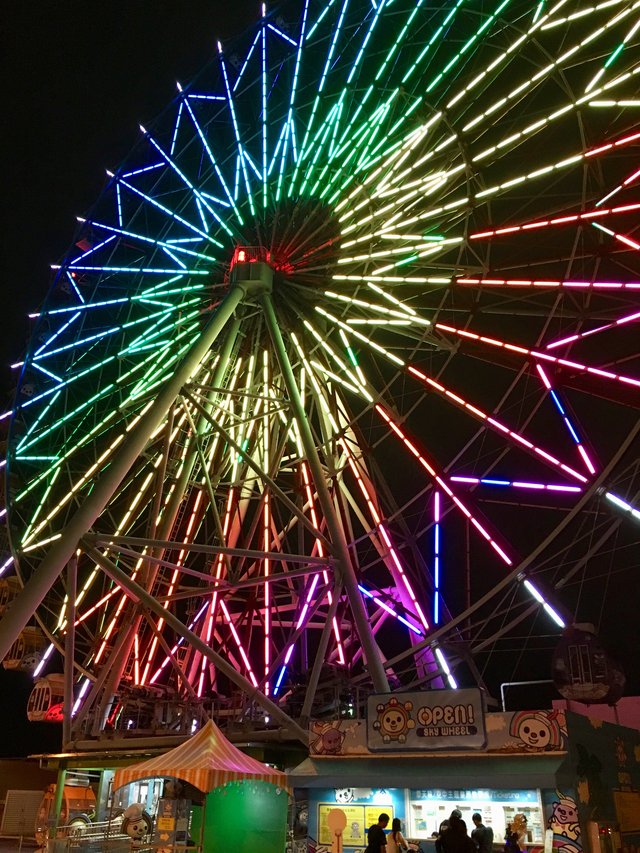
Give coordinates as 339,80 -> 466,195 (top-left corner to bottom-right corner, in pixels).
366,813 -> 390,853
471,813 -> 494,853
387,818 -> 409,853
437,813 -> 476,853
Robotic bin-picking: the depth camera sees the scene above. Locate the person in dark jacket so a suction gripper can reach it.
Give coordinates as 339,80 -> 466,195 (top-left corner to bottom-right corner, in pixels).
437,813 -> 476,853
471,813 -> 494,853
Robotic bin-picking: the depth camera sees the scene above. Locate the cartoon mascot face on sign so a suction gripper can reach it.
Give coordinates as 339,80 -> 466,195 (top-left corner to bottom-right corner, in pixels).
509,711 -> 562,751
373,697 -> 415,743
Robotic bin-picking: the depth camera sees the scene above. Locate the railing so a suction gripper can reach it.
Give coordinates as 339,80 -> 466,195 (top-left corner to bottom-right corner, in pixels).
48,819 -> 130,852
48,820 -> 205,852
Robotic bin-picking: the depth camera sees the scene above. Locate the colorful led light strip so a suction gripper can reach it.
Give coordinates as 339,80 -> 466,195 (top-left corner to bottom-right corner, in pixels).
605,491 -> 640,523
455,278 -> 640,289
407,364 -> 588,483
434,647 -> 457,689
522,579 -> 566,627
433,491 -> 441,625
536,365 -> 596,475
435,322 -> 640,389
376,405 -> 512,565
592,220 -> 640,251
450,476 -> 582,492
340,438 -> 430,630
358,585 -> 422,635
470,202 -> 640,240
546,310 -> 640,351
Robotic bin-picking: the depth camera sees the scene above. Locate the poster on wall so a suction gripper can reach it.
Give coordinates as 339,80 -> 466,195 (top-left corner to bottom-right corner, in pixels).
367,688 -> 486,751
318,804 -> 394,846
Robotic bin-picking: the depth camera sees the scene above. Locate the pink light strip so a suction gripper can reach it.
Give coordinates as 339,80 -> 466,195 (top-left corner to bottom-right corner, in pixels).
535,365 -> 596,476
143,491 -> 204,686
450,476 -> 582,493
301,461 -> 346,664
455,278 -> 640,289
434,323 -> 640,390
585,130 -> 640,158
433,491 -> 440,625
546,310 -> 640,350
375,405 -> 512,566
470,202 -> 640,240
197,488 -> 235,696
407,364 -> 587,483
340,439 -> 429,630
597,166 -> 640,207
149,601 -> 208,684
264,493 -> 271,696
595,223 -> 640,251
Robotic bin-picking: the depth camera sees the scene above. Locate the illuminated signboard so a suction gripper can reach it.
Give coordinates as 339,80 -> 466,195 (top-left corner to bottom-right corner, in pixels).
367,688 -> 486,751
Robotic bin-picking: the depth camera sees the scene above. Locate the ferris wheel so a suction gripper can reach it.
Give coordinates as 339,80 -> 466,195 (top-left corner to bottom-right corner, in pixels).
2,0 -> 639,739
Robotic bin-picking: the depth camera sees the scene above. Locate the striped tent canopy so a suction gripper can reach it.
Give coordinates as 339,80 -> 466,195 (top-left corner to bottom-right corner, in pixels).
112,719 -> 291,793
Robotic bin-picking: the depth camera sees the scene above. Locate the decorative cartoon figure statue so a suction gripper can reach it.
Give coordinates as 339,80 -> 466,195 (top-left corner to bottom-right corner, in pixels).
122,803 -> 153,848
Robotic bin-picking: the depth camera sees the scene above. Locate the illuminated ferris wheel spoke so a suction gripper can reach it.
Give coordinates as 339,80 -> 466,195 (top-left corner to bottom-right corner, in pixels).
374,404 -> 513,565
434,322 -> 640,390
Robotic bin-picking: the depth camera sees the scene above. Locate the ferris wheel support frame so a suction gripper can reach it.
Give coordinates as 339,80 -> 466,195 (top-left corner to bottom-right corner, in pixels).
83,543 -> 309,742
62,554 -> 77,747
0,283 -> 246,661
261,290 -> 391,695
79,324 -> 246,737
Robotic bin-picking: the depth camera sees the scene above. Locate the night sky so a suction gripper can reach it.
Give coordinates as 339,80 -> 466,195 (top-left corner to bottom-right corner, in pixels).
1,2 -> 639,758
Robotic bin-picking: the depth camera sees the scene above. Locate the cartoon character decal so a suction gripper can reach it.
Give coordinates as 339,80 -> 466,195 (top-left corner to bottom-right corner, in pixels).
548,793 -> 580,842
372,697 -> 415,743
335,788 -> 355,804
509,710 -> 564,751
310,721 -> 347,755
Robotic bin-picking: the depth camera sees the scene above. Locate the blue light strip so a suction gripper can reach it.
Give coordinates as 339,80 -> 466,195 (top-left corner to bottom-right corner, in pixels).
358,584 -> 423,635
80,219 -> 218,263
65,271 -> 85,303
170,99 -> 183,156
142,127 -> 234,236
181,90 -> 244,224
549,390 -> 581,443
116,175 -> 224,247
69,235 -> 117,265
219,42 -> 256,216
233,30 -> 261,92
275,0 -> 309,200
268,24 -> 297,47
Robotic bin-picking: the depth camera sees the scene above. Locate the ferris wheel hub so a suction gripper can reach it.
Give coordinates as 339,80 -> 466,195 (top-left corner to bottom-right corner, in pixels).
229,246 -> 274,297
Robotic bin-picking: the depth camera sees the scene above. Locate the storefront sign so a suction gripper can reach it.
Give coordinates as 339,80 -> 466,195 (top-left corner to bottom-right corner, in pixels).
410,789 -> 539,802
367,688 -> 486,751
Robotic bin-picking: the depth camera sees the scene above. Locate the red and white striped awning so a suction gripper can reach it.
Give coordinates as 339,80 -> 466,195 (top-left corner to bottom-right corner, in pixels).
112,719 -> 290,793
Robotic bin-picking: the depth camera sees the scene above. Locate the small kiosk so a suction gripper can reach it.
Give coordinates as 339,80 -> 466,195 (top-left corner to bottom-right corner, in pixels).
290,690 -> 640,853
112,719 -> 291,852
